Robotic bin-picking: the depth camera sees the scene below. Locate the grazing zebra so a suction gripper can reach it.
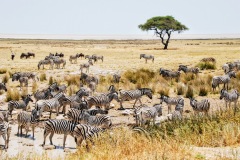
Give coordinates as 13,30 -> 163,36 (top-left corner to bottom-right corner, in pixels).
164,70 -> 181,79
88,81 -> 97,95
19,77 -> 28,90
27,52 -> 35,58
80,72 -> 99,85
85,55 -> 93,60
38,59 -> 54,70
34,88 -> 52,101
0,121 -> 11,149
69,54 -> 80,64
118,88 -> 152,110
17,109 -> 39,138
159,68 -> 171,77
87,91 -> 119,110
67,109 -> 112,129
113,73 -> 121,83
35,92 -> 66,118
87,108 -> 108,115
80,60 -> 93,73
159,95 -> 184,114
53,58 -> 66,69
140,54 -> 154,63
200,57 -> 216,63
42,119 -> 76,149
8,94 -> 33,117
178,65 -> 199,74
73,124 -> 103,150
134,104 -> 162,126
12,72 -> 36,81
0,111 -> 9,122
67,88 -> 89,105
92,55 -> 104,62
189,98 -> 210,115
0,83 -> 7,92
220,89 -> 239,114
212,71 -> 236,91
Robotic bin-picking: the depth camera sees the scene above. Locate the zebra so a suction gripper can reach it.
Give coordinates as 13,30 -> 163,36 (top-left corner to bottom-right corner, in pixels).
53,58 -> 66,69
67,88 -> 89,105
134,104 -> 162,126
159,68 -> 171,77
12,72 -> 36,81
71,100 -> 89,110
87,108 -> 108,116
0,121 -> 11,149
189,98 -> 210,115
118,88 -> 152,110
220,89 -> 239,114
159,95 -> 184,114
212,71 -> 236,91
35,92 -> 67,119
38,59 -> 54,70
87,91 -> 119,110
69,53 -> 80,64
49,82 -> 59,92
34,88 -> 52,101
112,73 -> 121,83
0,83 -> 7,92
80,60 -> 93,73
200,57 -> 216,63
175,102 -> 184,116
178,65 -> 200,74
140,54 -> 154,63
92,55 -> 104,62
67,109 -> 112,129
73,124 -> 103,150
88,81 -> 97,95
27,52 -> 35,58
85,55 -> 94,60
8,94 -> 33,117
12,73 -> 29,89
17,109 -> 39,138
0,110 -> 9,122
42,119 -> 76,149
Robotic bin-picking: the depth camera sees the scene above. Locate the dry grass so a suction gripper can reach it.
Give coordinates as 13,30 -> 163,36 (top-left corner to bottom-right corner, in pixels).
2,72 -> 10,83
39,73 -> 47,81
5,88 -> 20,102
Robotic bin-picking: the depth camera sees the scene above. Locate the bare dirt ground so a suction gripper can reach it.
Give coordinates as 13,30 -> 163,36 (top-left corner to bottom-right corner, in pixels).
0,39 -> 240,159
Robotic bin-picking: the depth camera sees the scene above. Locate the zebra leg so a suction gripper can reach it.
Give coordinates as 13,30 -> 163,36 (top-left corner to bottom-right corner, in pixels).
20,125 -> 23,136
133,99 -> 139,108
168,105 -> 171,114
118,100 -> 125,110
25,126 -> 29,137
32,126 -> 35,139
42,130 -> 49,146
49,132 -> 54,145
234,102 -> 237,115
17,124 -> 20,136
63,134 -> 67,149
2,134 -> 7,149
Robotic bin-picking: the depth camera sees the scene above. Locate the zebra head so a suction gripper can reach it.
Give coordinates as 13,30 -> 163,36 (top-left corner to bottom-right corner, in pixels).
153,104 -> 163,116
108,85 -> 116,93
76,88 -> 89,97
88,60 -> 93,65
12,73 -> 20,81
159,95 -> 167,104
189,98 -> 197,108
139,88 -> 152,99
175,103 -> 184,113
140,54 -> 145,59
227,71 -> 236,78
220,89 -> 228,100
178,65 -> 187,72
31,109 -> 40,120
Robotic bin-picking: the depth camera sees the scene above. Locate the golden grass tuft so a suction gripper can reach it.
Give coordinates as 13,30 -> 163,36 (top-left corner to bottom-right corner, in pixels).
32,81 -> 38,93
185,85 -> 194,98
158,86 -> 169,96
177,84 -> 185,95
196,62 -> 216,70
68,85 -> 79,96
40,73 -> 47,81
65,75 -> 80,86
2,72 -> 10,84
0,68 -> 7,74
5,88 -> 20,102
49,76 -> 54,85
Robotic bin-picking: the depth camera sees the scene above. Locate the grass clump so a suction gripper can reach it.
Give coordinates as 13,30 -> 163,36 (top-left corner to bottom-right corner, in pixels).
40,73 -> 47,81
2,73 -> 10,84
68,85 -> 79,96
177,84 -> 185,95
185,85 -> 194,98
0,68 -> 7,74
65,75 -> 80,86
196,62 -> 216,70
49,76 -> 54,85
5,88 -> 20,102
199,86 -> 208,96
158,87 -> 169,96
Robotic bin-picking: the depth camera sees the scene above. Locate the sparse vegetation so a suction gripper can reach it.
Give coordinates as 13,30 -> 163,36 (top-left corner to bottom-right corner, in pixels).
177,84 -> 185,95
32,81 -> 38,93
49,76 -> 54,85
2,72 -> 10,83
158,86 -> 169,96
5,88 -> 20,102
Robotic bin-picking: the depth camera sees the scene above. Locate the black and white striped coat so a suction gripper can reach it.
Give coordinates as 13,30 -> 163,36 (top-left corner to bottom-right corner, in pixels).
67,109 -> 112,129
0,121 -> 11,149
212,71 -> 236,91
35,92 -> 66,119
34,88 -> 52,101
119,88 -> 152,110
189,98 -> 210,115
73,124 -> 103,150
140,54 -> 154,63
80,60 -> 93,73
69,54 -> 80,64
42,119 -> 76,149
8,95 -> 33,117
112,73 -> 121,83
87,91 -> 119,110
80,73 -> 99,85
53,58 -> 66,69
17,109 -> 39,138
0,83 -> 7,92
38,59 -> 54,70
159,95 -> 184,114
0,111 -> 9,122
220,89 -> 239,113
178,65 -> 199,74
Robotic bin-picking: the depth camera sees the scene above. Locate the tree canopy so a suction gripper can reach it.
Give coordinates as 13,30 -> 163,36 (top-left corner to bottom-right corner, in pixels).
139,16 -> 188,49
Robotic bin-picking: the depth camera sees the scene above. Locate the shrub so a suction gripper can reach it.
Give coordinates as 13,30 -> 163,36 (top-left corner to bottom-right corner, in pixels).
64,75 -> 80,86
185,86 -> 194,98
0,68 -> 7,74
40,73 -> 47,81
199,86 -> 208,96
2,73 -> 10,83
196,62 -> 216,70
5,88 -> 20,102
49,76 -> 54,85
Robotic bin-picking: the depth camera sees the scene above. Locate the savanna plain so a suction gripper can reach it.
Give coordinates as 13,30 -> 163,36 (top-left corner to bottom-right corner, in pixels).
0,39 -> 240,160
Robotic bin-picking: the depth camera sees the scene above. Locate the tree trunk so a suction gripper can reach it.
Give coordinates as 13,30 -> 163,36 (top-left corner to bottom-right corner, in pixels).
163,43 -> 168,50
163,32 -> 171,50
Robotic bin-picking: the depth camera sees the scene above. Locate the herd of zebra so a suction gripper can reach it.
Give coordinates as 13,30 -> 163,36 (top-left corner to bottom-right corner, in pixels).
0,55 -> 240,152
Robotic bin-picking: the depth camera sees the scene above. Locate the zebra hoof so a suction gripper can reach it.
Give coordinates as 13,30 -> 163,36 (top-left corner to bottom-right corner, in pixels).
117,107 -> 125,110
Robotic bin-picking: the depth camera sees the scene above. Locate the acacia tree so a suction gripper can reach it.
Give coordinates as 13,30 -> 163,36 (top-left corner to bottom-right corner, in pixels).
139,16 -> 188,50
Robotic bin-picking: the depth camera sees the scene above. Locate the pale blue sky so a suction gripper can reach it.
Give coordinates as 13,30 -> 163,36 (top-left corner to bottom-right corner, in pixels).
0,0 -> 239,35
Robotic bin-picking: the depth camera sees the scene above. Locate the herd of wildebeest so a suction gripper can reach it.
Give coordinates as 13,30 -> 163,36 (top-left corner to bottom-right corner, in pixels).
0,52 -> 240,151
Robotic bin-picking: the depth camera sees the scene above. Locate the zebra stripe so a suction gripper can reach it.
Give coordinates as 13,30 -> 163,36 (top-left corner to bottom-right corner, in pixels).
34,88 -> 52,101
69,54 -> 80,63
159,95 -> 184,114
220,89 -> 239,114
53,58 -> 66,69
80,60 -> 93,73
0,121 -> 11,149
17,109 -> 39,138
0,111 -> 9,122
178,65 -> 199,74
119,88 -> 152,110
212,71 -> 236,91
38,59 -> 54,70
189,98 -> 210,115
0,83 -> 7,91
42,119 -> 76,149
